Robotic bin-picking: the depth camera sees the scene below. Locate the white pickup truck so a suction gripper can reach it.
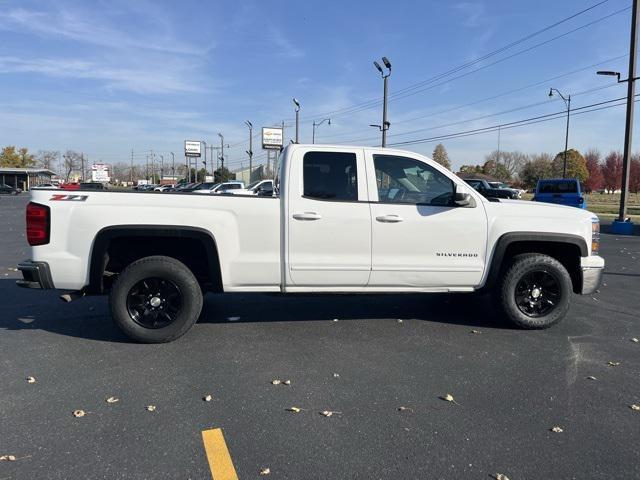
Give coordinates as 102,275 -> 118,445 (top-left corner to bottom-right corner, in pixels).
18,144 -> 604,343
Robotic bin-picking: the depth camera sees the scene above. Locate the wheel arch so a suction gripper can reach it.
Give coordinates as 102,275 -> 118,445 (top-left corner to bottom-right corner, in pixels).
88,225 -> 223,294
483,232 -> 587,293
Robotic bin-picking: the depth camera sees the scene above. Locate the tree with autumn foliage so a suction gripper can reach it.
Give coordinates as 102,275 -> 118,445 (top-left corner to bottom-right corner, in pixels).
630,154 -> 640,194
0,146 -> 35,168
601,151 -> 623,193
551,149 -> 588,182
583,149 -> 604,193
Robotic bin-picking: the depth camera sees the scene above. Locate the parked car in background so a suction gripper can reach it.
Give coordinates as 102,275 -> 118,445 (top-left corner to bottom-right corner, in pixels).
0,183 -> 22,195
193,181 -> 245,194
31,183 -> 58,190
59,183 -> 81,191
154,185 -> 175,192
171,183 -> 201,192
487,181 -> 522,199
229,179 -> 274,196
533,179 -> 586,209
464,178 -> 519,199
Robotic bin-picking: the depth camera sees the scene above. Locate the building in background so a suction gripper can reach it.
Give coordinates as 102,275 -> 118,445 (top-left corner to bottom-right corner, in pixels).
233,164 -> 268,185
0,167 -> 56,190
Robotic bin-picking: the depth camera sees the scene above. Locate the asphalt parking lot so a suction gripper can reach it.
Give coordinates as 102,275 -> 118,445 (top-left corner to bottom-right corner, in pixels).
1,194 -> 639,480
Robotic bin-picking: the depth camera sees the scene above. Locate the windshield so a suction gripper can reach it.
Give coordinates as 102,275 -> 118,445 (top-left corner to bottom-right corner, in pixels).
538,180 -> 578,193
246,181 -> 261,189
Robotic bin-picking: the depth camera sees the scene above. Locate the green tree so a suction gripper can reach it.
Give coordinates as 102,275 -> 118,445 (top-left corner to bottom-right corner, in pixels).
482,160 -> 511,181
431,144 -> 451,170
519,155 -> 553,189
0,146 -> 36,168
214,167 -> 234,183
551,149 -> 588,182
458,164 -> 483,174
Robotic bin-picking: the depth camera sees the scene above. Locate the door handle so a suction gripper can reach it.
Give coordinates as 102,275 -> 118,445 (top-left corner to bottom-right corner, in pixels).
376,214 -> 404,223
293,212 -> 322,221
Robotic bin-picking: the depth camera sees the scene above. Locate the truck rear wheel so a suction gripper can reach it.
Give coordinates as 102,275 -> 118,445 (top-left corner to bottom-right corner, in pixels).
498,253 -> 572,329
109,256 -> 203,343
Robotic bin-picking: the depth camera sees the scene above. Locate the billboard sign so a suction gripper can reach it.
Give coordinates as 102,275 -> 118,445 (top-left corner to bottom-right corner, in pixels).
91,163 -> 110,182
262,127 -> 283,150
184,140 -> 202,157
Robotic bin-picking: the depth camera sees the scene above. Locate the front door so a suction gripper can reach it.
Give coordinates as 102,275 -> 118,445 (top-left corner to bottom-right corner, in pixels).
366,151 -> 488,288
287,147 -> 371,286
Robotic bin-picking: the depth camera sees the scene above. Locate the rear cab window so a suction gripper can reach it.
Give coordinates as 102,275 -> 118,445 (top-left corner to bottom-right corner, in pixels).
537,180 -> 579,194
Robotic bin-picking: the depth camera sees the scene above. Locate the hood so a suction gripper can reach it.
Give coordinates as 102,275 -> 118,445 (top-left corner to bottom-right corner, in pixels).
490,198 -> 597,221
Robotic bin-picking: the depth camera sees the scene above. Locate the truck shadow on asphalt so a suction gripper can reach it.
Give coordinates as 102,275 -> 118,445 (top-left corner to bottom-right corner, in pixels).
0,279 -> 513,343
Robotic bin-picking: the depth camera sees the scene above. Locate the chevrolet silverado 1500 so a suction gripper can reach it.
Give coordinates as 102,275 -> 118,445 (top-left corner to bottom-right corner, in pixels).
17,144 -> 604,342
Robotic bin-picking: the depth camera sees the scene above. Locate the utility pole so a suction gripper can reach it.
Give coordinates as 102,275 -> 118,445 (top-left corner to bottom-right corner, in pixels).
81,153 -> 85,181
218,133 -> 226,170
160,154 -> 164,181
245,121 -> 253,183
548,88 -> 571,177
596,0 -> 638,233
170,152 -> 175,179
293,99 -> 301,143
372,57 -> 392,147
130,149 -> 134,184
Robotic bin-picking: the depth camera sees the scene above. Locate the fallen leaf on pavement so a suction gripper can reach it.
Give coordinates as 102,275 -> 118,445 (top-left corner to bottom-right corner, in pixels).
0,455 -> 17,461
630,404 -> 640,411
203,395 -> 212,402
586,376 -> 597,380
470,329 -> 482,334
271,379 -> 282,385
550,426 -> 563,433
283,380 -> 291,385
73,410 -> 86,418
259,467 -> 271,475
493,474 -> 510,480
26,376 -> 36,384
608,361 -> 621,366
397,319 -> 403,323
440,394 -> 459,405
397,406 -> 413,412
631,338 -> 639,343
286,407 -> 301,413
320,410 -> 341,417
146,405 -> 156,412
333,373 -> 340,378
332,318 -> 339,322
106,397 -> 119,404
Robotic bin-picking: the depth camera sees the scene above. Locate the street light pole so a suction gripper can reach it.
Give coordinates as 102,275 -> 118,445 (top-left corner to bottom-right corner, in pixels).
373,57 -> 392,147
218,133 -> 225,170
160,154 -> 164,181
245,121 -> 253,183
312,118 -> 331,144
293,98 -> 301,143
170,152 -> 175,179
202,141 -> 207,179
596,0 -> 639,232
548,88 -> 571,178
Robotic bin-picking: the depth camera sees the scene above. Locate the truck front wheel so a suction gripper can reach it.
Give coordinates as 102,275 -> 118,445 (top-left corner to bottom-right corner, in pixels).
498,253 -> 572,329
109,255 -> 203,343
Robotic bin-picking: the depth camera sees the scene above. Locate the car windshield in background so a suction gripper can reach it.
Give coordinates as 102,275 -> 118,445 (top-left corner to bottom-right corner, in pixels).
195,182 -> 217,190
538,181 -> 578,193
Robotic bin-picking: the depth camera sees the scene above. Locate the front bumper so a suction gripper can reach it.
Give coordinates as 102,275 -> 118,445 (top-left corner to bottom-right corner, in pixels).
581,267 -> 604,294
16,260 -> 54,289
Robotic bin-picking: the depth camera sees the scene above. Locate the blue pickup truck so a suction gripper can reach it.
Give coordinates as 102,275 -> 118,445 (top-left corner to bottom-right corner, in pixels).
533,179 -> 586,209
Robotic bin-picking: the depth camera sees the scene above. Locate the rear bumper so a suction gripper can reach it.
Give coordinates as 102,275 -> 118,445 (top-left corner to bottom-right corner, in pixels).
16,260 -> 54,289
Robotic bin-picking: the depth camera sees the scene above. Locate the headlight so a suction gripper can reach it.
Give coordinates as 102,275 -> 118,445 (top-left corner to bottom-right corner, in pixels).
591,218 -> 600,255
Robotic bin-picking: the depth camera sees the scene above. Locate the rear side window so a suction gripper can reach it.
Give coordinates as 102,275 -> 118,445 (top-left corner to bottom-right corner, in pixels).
303,151 -> 358,201
538,181 -> 578,193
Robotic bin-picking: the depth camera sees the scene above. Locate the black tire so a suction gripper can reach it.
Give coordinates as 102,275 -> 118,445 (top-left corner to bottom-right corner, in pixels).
109,255 -> 203,343
497,253 -> 572,329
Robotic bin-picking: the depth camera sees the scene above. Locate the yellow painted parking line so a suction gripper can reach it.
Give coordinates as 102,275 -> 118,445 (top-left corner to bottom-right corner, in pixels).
201,428 -> 239,480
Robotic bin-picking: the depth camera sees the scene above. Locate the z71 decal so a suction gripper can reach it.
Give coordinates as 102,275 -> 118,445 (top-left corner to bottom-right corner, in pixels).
50,194 -> 88,201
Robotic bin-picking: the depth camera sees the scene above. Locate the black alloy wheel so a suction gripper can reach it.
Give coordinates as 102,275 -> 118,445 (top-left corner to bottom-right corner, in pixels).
514,270 -> 561,318
126,277 -> 182,329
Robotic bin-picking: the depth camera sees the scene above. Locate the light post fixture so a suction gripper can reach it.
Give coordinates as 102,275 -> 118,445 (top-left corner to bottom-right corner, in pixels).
595,0 -> 639,233
293,98 -> 301,143
312,118 -> 331,144
245,121 -> 253,182
373,57 -> 391,147
217,133 -> 229,170
548,87 -> 571,178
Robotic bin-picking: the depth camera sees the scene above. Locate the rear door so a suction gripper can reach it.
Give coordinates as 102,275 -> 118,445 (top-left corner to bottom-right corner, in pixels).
366,150 -> 488,288
287,147 -> 371,286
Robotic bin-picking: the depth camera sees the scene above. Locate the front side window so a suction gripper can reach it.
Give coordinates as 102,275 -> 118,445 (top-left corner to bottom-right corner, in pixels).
374,155 -> 454,206
303,151 -> 358,201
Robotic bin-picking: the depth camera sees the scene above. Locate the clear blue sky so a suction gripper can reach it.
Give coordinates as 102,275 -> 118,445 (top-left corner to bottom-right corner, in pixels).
0,0 -> 634,171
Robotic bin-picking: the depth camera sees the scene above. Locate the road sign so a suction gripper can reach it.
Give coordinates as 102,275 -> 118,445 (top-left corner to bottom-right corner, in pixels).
262,127 -> 283,150
91,163 -> 110,182
185,140 -> 202,157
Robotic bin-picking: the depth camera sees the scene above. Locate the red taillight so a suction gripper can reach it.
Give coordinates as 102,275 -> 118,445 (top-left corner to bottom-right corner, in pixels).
26,202 -> 50,246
